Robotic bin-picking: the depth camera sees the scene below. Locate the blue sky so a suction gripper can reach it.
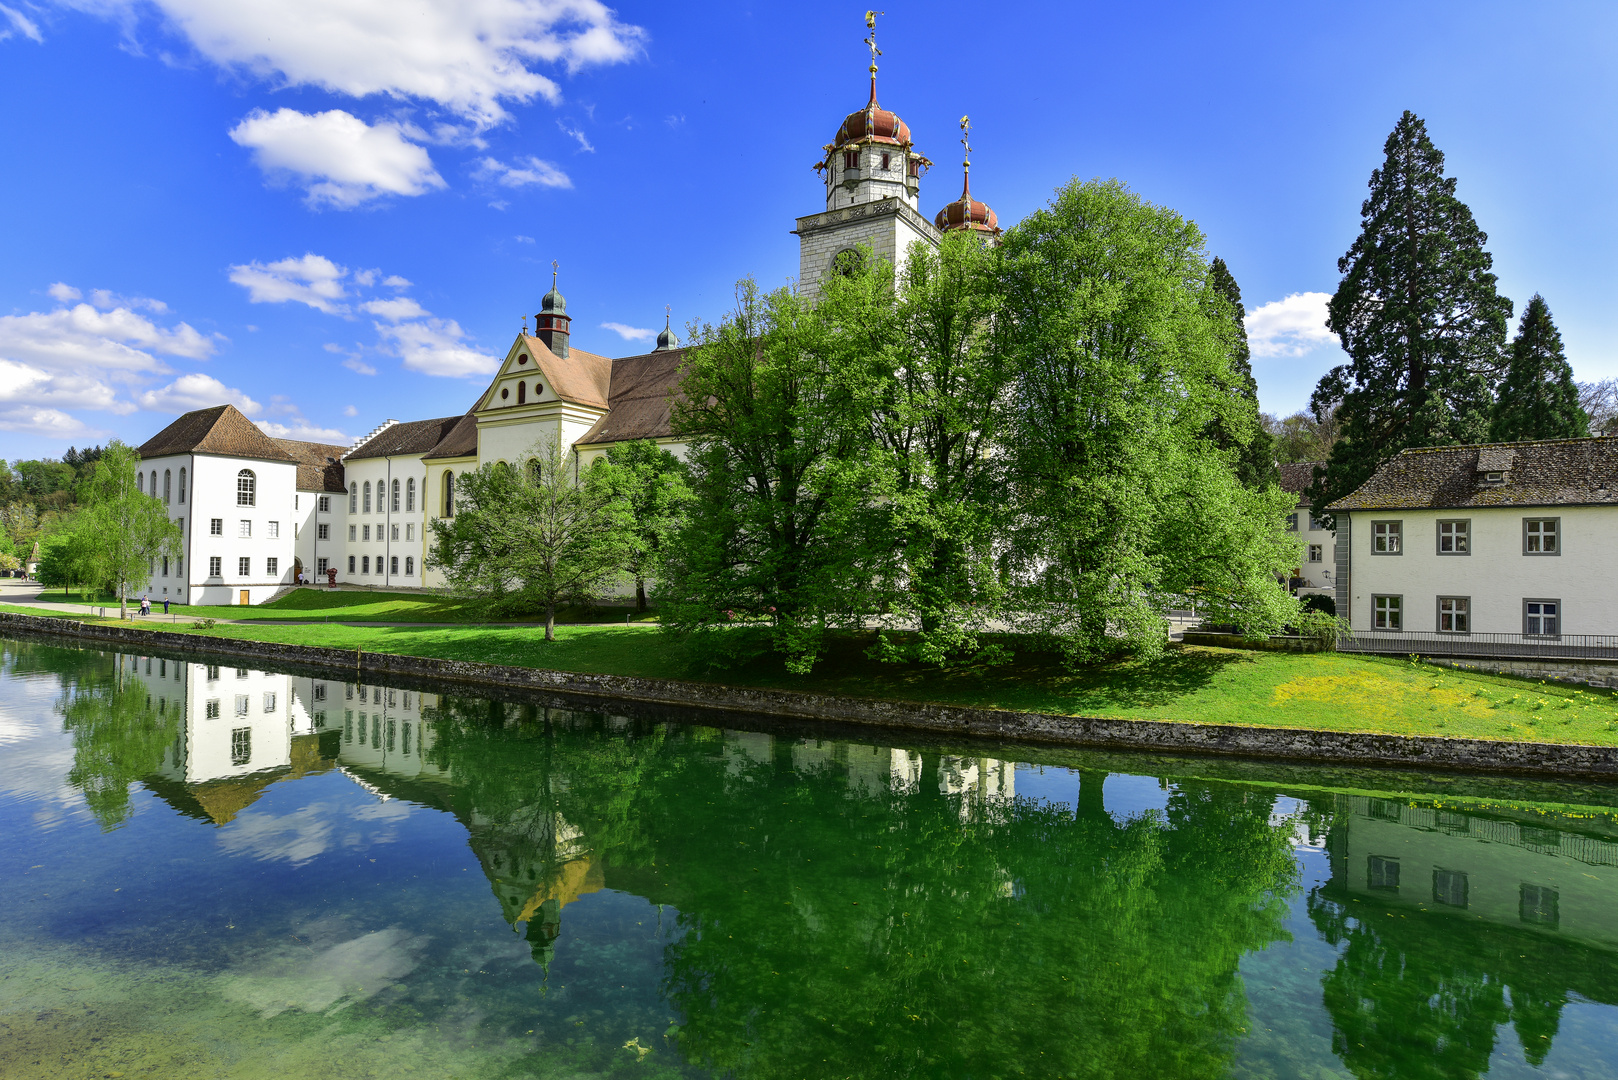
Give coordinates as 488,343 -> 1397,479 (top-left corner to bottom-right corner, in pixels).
4,0 -> 1617,457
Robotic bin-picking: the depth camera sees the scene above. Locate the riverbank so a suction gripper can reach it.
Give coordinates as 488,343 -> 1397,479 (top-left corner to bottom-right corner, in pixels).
7,606 -> 1618,777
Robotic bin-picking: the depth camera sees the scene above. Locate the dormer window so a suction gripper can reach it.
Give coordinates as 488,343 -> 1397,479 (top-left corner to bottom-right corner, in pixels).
1483,471 -> 1503,484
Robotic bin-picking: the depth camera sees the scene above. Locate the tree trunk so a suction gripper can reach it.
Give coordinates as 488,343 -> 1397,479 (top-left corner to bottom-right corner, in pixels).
636,577 -> 646,612
545,602 -> 555,641
119,580 -> 127,621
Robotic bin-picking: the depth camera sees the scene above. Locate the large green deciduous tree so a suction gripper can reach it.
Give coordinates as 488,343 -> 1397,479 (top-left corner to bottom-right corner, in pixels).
1490,294 -> 1588,442
1207,256 -> 1276,489
427,438 -> 625,640
77,442 -> 181,618
998,179 -> 1299,662
1310,111 -> 1513,524
661,279 -> 876,673
591,439 -> 691,612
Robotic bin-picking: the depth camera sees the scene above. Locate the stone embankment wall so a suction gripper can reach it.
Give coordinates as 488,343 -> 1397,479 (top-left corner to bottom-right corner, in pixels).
6,610 -> 1618,779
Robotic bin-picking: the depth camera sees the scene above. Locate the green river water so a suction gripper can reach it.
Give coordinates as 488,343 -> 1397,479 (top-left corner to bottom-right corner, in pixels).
3,636 -> 1618,1079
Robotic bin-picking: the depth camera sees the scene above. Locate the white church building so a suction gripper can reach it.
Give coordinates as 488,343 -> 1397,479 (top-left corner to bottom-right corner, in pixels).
134,60 -> 1001,605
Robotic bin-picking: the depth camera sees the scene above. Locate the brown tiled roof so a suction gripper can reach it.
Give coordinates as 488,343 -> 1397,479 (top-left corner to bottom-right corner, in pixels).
1328,437 -> 1618,512
423,411 -> 479,460
576,348 -> 687,446
137,405 -> 296,463
274,439 -> 348,492
491,334 -> 613,410
1278,461 -> 1322,507
347,415 -> 465,460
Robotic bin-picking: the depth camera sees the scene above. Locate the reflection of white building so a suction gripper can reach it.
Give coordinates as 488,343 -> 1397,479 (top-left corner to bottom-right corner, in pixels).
1331,794 -> 1618,948
333,681 -> 444,781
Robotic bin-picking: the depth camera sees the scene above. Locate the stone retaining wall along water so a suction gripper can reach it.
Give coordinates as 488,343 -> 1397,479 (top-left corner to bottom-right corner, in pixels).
5,610 -> 1618,779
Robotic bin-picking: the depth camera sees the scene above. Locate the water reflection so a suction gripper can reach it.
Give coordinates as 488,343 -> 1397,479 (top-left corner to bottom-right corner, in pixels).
5,637 -> 1618,1079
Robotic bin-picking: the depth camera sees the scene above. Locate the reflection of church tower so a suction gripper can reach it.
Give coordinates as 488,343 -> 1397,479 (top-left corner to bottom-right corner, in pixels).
794,13 -> 937,297
934,117 -> 1002,242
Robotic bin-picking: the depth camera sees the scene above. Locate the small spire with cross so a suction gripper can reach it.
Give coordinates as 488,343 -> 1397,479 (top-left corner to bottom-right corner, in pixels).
664,303 -> 672,328
863,11 -> 884,79
551,259 -> 559,287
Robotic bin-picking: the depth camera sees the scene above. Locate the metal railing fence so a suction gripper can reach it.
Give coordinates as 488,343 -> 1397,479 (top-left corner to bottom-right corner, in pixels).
1337,630 -> 1618,662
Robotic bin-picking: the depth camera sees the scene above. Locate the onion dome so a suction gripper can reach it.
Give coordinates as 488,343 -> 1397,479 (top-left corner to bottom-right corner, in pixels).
935,174 -> 1000,235
654,306 -> 678,352
833,78 -> 912,148
540,280 -> 566,313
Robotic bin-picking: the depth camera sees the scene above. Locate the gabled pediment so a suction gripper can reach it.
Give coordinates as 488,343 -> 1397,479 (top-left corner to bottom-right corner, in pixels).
474,334 -> 612,416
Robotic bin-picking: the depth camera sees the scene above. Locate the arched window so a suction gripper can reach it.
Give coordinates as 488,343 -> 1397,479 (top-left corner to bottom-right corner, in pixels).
363,481 -> 371,514
390,556 -> 399,575
350,482 -> 358,514
527,459 -> 543,483
405,556 -> 414,576
362,555 -> 370,574
237,469 -> 256,506
443,471 -> 455,517
150,471 -> 157,497
391,479 -> 400,512
517,380 -> 526,404
163,469 -> 171,504
178,467 -> 186,503
137,472 -> 145,495
406,477 -> 415,511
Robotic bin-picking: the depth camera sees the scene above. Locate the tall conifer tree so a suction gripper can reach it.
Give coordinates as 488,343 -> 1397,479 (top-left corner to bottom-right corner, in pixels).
1308,111 -> 1512,524
1489,295 -> 1587,442
1207,256 -> 1276,489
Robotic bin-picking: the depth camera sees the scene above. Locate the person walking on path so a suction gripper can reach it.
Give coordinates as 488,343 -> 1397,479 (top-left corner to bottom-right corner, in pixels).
162,597 -> 170,614
139,595 -> 150,616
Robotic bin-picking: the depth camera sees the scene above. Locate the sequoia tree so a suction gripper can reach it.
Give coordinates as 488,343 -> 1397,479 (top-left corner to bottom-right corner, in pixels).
1309,111 -> 1513,524
1207,256 -> 1276,489
1490,294 -> 1587,442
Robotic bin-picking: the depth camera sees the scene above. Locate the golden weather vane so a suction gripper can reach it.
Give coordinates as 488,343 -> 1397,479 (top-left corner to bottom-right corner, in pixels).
864,11 -> 884,76
960,115 -> 972,169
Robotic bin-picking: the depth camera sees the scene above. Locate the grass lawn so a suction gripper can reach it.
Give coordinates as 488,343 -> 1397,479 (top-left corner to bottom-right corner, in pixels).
7,602 -> 1616,746
18,586 -> 659,624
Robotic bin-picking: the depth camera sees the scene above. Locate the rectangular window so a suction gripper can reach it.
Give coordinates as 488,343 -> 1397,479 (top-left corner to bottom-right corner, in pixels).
1438,596 -> 1470,634
318,495 -> 330,513
390,524 -> 399,542
405,523 -> 413,542
266,557 -> 278,576
313,683 -> 327,702
238,556 -> 250,576
1432,870 -> 1469,908
363,525 -> 371,542
206,664 -> 219,681
1520,884 -> 1559,927
1524,518 -> 1559,554
1285,513 -> 1299,532
176,517 -> 183,535
263,691 -> 276,713
317,557 -> 328,574
209,556 -> 222,577
318,523 -> 329,540
234,694 -> 250,717
239,519 -> 251,538
231,727 -> 251,766
205,698 -> 220,719
405,556 -> 414,576
175,556 -> 182,577
1367,856 -> 1400,891
210,518 -> 223,536
348,555 -> 356,573
349,525 -> 357,542
267,521 -> 279,538
1373,595 -> 1402,630
237,669 -> 248,679
1525,599 -> 1560,637
1308,544 -> 1323,563
295,494 -> 300,511
1372,520 -> 1402,554
162,556 -> 169,577
1309,514 -> 1324,531
1437,519 -> 1470,554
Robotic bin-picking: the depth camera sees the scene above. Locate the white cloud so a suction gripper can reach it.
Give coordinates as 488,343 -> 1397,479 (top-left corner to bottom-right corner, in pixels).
229,253 -> 350,313
476,155 -> 571,189
0,406 -> 96,437
375,317 -> 497,378
514,234 -> 534,244
557,120 -> 594,152
360,297 -> 430,322
257,419 -> 349,442
343,404 -> 359,417
47,283 -> 81,302
600,321 -> 653,342
138,373 -> 262,415
1247,292 -> 1337,358
86,0 -> 647,128
343,357 -> 378,375
382,275 -> 411,289
230,109 -> 445,209
0,3 -> 42,43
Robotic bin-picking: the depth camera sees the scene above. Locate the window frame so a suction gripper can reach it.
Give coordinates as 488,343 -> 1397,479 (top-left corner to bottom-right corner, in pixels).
350,483 -> 358,513
318,494 -> 330,513
405,477 -> 415,512
209,556 -> 222,577
237,469 -> 256,507
1367,855 -> 1400,892
1285,513 -> 1299,532
391,478 -> 400,512
210,518 -> 223,536
1372,594 -> 1403,631
1437,595 -> 1470,634
1432,869 -> 1470,909
1436,519 -> 1470,555
1524,598 -> 1561,638
238,519 -> 251,538
1523,517 -> 1560,555
1371,519 -> 1403,555
266,557 -> 279,577
1307,544 -> 1324,563
238,556 -> 251,577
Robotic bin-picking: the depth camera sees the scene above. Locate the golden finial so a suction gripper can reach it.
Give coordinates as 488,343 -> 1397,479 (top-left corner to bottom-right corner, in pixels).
521,314 -> 528,334
960,115 -> 972,169
551,258 -> 559,286
864,11 -> 884,76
